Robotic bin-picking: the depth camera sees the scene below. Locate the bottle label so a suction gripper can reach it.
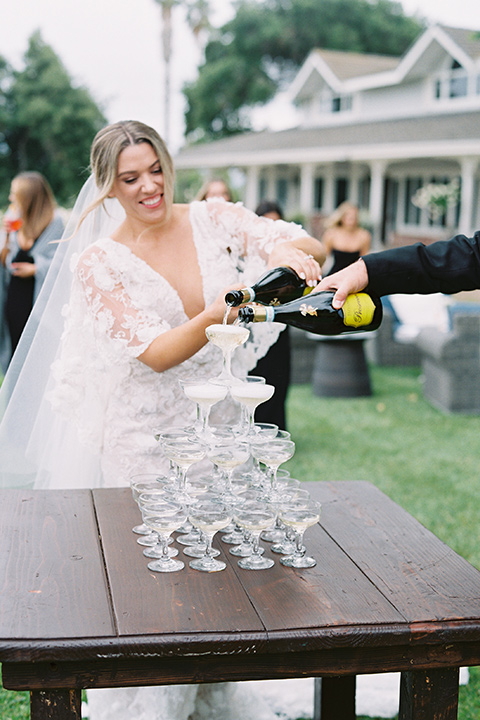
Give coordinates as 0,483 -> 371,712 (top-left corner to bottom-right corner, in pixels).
299,303 -> 318,317
243,287 -> 255,303
342,293 -> 375,328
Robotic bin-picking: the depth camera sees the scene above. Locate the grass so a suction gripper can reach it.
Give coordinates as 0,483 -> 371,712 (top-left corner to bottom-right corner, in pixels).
2,364 -> 480,718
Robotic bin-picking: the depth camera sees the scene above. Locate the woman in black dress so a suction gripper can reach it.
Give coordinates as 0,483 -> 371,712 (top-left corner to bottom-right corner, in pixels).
1,172 -> 64,366
322,201 -> 371,275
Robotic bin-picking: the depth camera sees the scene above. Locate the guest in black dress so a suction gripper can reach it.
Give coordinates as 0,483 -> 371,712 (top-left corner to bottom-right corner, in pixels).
322,202 -> 371,276
1,172 -> 64,369
249,201 -> 292,430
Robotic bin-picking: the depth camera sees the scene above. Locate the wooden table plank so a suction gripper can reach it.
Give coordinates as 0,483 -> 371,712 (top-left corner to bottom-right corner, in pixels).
223,522 -> 404,632
0,489 -> 114,641
92,488 -> 265,636
307,481 -> 480,623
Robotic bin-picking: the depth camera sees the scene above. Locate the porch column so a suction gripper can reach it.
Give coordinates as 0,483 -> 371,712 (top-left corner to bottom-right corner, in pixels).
300,163 -> 315,219
458,157 -> 477,236
368,159 -> 387,247
245,165 -> 260,211
349,164 -> 361,206
323,164 -> 335,215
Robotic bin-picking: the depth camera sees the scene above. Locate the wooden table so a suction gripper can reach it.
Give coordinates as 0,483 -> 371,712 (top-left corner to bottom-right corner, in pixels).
1,481 -> 480,719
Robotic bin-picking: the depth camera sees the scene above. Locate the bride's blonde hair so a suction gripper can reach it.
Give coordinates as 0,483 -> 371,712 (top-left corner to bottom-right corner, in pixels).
76,120 -> 175,231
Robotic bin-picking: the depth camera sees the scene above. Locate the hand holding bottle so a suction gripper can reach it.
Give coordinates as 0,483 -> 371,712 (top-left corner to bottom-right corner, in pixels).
313,258 -> 369,309
267,243 -> 322,289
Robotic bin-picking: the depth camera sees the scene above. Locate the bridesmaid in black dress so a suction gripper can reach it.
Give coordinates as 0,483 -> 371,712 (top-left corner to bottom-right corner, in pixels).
1,172 -> 64,366
323,201 -> 371,276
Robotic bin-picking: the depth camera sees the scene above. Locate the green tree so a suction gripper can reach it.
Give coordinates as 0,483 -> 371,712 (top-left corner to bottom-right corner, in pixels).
183,0 -> 424,141
0,31 -> 106,208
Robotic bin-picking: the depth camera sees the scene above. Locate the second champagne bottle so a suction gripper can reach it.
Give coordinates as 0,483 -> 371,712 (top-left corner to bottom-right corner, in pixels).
237,291 -> 383,336
225,266 -> 312,307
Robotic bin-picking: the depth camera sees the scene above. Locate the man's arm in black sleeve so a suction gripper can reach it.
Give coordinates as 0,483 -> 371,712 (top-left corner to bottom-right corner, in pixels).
364,231 -> 480,296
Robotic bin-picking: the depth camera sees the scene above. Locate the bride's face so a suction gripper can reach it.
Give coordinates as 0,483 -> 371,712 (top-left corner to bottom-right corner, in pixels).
110,142 -> 166,227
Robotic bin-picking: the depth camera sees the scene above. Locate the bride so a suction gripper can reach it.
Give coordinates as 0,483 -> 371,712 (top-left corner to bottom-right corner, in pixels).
0,120 -> 324,719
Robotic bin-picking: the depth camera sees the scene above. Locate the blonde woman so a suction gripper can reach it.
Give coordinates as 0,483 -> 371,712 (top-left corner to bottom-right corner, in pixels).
322,201 -> 371,276
1,172 -> 63,365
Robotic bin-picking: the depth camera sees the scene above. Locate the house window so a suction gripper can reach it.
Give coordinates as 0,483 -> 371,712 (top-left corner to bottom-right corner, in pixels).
335,178 -> 348,207
276,178 -> 288,208
404,177 -> 422,224
449,69 -> 468,98
332,95 -> 352,113
314,178 -> 324,210
434,60 -> 469,100
258,178 -> 267,201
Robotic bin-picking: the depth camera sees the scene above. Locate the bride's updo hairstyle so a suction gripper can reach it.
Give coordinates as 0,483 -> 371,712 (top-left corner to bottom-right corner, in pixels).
76,120 -> 175,230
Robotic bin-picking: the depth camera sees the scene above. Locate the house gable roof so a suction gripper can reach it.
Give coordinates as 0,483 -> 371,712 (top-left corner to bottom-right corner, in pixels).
290,24 -> 480,100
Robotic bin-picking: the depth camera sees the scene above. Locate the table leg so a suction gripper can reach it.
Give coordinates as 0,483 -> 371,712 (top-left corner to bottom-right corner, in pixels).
30,689 -> 81,719
313,676 -> 356,720
399,668 -> 459,720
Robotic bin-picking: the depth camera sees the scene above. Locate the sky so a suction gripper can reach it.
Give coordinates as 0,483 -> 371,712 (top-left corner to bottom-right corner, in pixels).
1,0 -> 480,154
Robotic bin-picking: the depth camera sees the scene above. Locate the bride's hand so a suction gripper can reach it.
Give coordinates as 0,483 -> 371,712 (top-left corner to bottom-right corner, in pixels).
206,283 -> 244,324
267,244 -> 322,287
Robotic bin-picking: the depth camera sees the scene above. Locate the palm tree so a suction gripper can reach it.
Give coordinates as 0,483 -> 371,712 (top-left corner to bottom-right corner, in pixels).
153,0 -> 211,144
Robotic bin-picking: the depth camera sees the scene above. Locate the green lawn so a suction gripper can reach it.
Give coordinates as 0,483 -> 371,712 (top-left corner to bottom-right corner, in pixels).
2,365 -> 480,718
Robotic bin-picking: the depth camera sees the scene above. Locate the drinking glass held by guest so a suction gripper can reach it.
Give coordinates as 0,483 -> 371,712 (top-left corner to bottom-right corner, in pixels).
0,172 -> 64,368
249,200 -> 294,430
322,201 -> 371,276
0,120 -> 325,720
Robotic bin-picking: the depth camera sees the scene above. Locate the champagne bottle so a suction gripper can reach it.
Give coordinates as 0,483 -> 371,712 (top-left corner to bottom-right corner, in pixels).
225,266 -> 312,307
237,291 -> 382,336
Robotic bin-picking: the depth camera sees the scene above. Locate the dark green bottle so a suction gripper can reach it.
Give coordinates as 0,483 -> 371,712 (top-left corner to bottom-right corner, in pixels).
237,291 -> 382,336
225,266 -> 312,307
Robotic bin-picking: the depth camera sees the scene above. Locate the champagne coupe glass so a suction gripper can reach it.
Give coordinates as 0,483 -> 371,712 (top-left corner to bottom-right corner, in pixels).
162,438 -> 206,503
138,497 -> 179,559
188,501 -> 232,572
247,423 -> 278,486
234,502 -> 276,570
205,323 -> 250,386
142,501 -> 188,573
180,378 -> 228,439
206,440 -> 251,504
251,439 -> 295,501
271,489 -> 311,554
156,427 -> 196,483
230,378 -> 275,437
130,474 -> 169,538
279,500 -> 322,568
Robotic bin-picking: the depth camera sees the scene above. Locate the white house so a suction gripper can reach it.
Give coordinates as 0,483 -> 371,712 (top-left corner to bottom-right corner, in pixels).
175,24 -> 480,245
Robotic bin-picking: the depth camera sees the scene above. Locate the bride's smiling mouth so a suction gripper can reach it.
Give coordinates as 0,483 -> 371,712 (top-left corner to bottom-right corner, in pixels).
140,194 -> 163,209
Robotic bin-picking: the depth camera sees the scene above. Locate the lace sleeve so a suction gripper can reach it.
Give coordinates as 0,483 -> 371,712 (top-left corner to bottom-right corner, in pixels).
75,244 -> 169,359
205,199 -> 309,259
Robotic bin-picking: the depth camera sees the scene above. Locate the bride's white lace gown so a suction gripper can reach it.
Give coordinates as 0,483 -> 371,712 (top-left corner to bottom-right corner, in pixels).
48,200 -> 306,488
48,199 -> 309,719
